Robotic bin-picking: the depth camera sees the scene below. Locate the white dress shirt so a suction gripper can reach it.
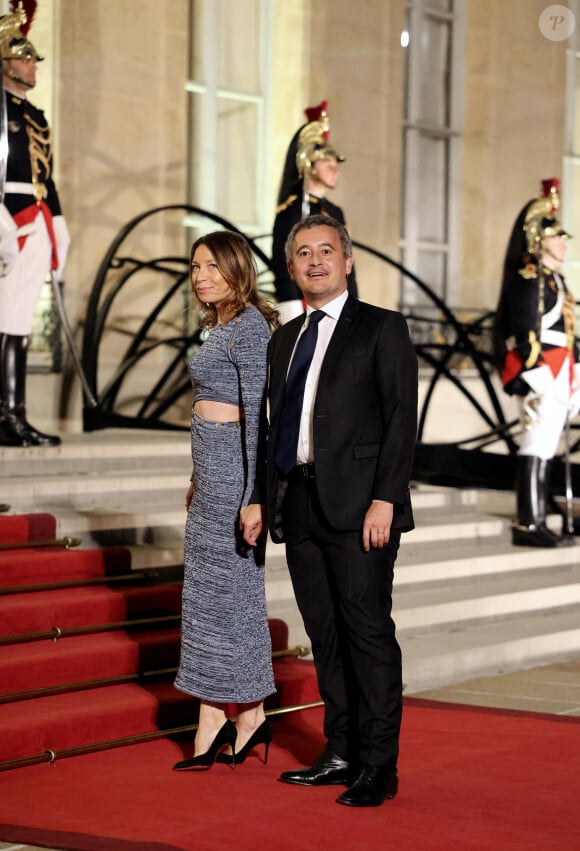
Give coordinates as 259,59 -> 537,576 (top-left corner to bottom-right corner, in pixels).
294,289 -> 349,464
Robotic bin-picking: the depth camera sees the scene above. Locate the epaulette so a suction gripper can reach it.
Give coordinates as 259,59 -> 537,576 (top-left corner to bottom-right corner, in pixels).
275,194 -> 298,214
518,262 -> 538,280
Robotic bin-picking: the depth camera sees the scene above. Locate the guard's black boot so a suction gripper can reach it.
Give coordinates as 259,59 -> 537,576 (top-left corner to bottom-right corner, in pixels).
0,333 -> 33,446
0,334 -> 61,447
512,455 -> 573,547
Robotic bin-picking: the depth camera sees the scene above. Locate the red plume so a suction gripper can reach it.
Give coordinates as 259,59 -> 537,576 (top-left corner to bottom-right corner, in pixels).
303,101 -> 329,140
304,101 -> 328,123
541,177 -> 560,212
9,0 -> 37,36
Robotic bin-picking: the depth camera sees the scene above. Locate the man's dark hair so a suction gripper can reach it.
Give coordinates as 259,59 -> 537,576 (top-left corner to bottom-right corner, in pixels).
285,214 -> 352,262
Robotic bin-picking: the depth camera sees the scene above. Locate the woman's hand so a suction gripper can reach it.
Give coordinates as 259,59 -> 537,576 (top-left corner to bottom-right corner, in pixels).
185,481 -> 195,512
240,503 -> 265,546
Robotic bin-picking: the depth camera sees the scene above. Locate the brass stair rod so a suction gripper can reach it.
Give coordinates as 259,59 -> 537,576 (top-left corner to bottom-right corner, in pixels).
0,535 -> 81,551
272,645 -> 310,658
0,699 -> 324,773
0,570 -> 151,596
0,647 -> 311,703
0,613 -> 182,646
0,666 -> 179,704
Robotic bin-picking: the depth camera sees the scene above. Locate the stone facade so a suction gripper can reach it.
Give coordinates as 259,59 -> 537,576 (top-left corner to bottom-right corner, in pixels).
18,0 -> 571,430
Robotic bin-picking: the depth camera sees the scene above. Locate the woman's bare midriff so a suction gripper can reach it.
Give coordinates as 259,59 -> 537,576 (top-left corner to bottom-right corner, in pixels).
194,401 -> 244,422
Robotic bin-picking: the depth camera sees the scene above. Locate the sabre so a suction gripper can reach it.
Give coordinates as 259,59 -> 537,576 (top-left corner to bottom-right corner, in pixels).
564,415 -> 575,535
50,269 -> 97,407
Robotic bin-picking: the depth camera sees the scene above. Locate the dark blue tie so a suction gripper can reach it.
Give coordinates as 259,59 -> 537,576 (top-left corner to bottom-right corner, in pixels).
275,310 -> 326,476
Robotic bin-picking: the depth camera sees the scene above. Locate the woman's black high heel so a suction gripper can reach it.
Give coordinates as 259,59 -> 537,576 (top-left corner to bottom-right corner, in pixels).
216,718 -> 272,766
173,719 -> 237,770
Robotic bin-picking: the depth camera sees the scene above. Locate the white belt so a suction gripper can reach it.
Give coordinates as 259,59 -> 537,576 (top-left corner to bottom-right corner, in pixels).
4,182 -> 36,195
541,329 -> 568,347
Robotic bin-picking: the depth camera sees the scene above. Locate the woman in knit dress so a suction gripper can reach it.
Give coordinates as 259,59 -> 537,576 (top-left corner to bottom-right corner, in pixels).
173,230 -> 279,769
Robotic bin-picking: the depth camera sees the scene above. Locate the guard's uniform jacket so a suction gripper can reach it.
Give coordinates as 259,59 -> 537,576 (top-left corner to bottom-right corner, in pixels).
499,261 -> 577,397
4,91 -> 62,252
0,89 -> 69,337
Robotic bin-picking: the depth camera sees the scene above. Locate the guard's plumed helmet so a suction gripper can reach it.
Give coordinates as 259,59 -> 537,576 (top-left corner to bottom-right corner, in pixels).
296,101 -> 344,177
0,2 -> 43,63
523,178 -> 571,253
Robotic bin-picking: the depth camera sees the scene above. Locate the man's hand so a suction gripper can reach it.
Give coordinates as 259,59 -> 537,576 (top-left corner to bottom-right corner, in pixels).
362,500 -> 394,552
240,503 -> 266,547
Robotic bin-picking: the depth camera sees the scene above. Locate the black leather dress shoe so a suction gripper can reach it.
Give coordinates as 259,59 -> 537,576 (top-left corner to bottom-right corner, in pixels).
336,766 -> 398,807
279,752 -> 350,786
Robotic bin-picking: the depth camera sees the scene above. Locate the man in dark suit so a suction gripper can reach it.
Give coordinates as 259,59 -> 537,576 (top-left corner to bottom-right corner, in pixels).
242,214 -> 417,807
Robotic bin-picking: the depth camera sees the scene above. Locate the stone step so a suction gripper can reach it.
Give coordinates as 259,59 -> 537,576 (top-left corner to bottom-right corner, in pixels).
0,430 -> 190,477
3,431 -> 579,698
405,506 -> 505,543
52,507 -> 186,548
2,470 -> 186,513
394,561 -> 580,632
402,606 -> 580,692
395,536 -> 580,585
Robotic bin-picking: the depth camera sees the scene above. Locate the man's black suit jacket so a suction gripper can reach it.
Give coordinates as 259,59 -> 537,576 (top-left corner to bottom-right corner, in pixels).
258,296 -> 418,544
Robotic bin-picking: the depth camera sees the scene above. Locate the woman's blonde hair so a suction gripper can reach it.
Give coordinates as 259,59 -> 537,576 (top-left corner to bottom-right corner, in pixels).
190,230 -> 279,330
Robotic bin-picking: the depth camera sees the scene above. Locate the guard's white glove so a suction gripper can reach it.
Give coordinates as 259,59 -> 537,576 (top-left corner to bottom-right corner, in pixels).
568,362 -> 580,419
0,202 -> 19,276
52,214 -> 71,281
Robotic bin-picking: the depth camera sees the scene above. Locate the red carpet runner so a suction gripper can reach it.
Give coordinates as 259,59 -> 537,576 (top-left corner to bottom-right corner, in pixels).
0,514 -> 319,766
1,514 -> 579,849
0,702 -> 579,851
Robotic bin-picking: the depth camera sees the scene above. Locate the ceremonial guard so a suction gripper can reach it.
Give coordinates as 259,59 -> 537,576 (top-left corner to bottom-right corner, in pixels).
272,101 -> 358,323
0,3 -> 70,447
494,179 -> 579,547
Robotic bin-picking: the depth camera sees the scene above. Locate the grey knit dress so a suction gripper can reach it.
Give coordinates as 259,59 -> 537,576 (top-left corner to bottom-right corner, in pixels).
174,306 -> 276,704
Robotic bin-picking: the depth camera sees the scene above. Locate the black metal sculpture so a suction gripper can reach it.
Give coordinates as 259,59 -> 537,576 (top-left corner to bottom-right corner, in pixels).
80,205 -> 579,497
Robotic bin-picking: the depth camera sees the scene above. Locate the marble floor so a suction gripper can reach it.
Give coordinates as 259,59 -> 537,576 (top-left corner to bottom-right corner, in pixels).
411,655 -> 580,716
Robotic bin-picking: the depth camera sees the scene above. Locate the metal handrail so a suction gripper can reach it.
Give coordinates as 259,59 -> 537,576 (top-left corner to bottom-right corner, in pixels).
0,646 -> 311,704
0,613 -> 182,646
0,535 -> 81,551
0,569 -> 177,596
0,697 -> 323,772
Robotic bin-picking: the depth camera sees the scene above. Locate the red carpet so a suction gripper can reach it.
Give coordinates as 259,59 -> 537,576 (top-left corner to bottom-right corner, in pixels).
0,511 -> 56,543
2,513 -> 578,849
0,700 -> 579,851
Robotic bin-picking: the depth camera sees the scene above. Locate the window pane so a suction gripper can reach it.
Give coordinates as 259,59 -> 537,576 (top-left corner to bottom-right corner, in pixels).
402,8 -> 411,120
420,18 -> 451,126
188,93 -> 203,202
417,134 -> 448,242
402,250 -> 447,306
216,98 -> 258,224
218,0 -> 260,93
190,0 -> 261,93
190,0 -> 204,82
425,0 -> 453,12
